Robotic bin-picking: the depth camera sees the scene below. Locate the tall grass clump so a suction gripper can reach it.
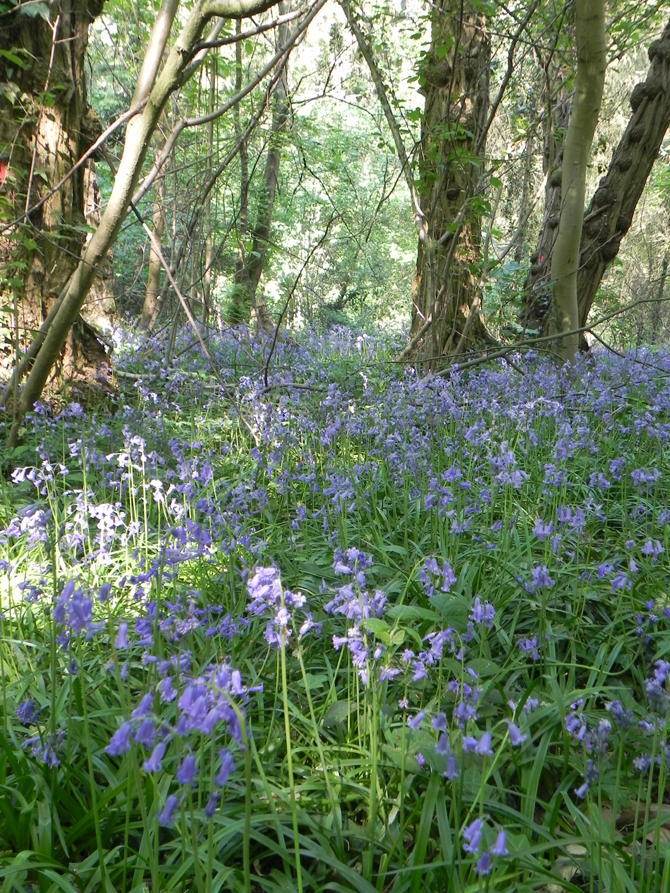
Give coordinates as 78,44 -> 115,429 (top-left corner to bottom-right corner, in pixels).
1,325 -> 670,892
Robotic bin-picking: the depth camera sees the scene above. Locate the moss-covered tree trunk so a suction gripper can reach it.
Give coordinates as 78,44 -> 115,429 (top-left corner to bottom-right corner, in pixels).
408,2 -> 491,367
0,0 -> 105,387
518,80 -> 571,331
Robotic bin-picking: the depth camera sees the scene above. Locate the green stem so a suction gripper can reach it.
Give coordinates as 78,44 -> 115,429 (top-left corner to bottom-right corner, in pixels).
296,644 -> 343,851
80,649 -> 107,888
280,626 -> 303,893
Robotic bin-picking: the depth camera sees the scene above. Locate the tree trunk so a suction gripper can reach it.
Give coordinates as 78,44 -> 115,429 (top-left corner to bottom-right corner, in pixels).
140,130 -> 167,330
576,17 -> 670,329
0,0 -> 105,389
522,16 -> 670,342
235,0 -> 292,333
652,255 -> 668,342
229,21 -> 251,325
518,79 -> 571,329
202,55 -> 216,330
548,0 -> 606,364
408,2 -> 491,366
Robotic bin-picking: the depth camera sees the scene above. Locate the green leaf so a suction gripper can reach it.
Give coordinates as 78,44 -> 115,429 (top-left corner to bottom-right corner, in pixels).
387,605 -> 439,623
363,618 -> 391,643
19,0 -> 50,18
0,49 -> 26,67
322,700 -> 351,728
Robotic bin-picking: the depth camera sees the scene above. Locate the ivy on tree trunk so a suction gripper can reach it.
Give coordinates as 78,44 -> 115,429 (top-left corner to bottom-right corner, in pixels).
408,1 -> 492,367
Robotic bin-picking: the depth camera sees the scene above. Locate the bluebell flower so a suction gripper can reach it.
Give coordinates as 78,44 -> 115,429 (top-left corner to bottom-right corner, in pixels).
106,721 -> 134,756
407,711 -> 426,730
132,693 -> 153,719
533,519 -> 554,541
470,597 -> 496,627
205,792 -> 221,818
475,732 -> 494,757
176,753 -> 198,785
16,698 -> 40,725
158,676 -> 178,703
462,817 -> 484,853
475,852 -> 492,875
115,622 -> 129,649
144,742 -> 166,772
159,794 -> 180,826
444,752 -> 460,780
529,565 -> 555,591
575,760 -> 599,799
215,748 -> 235,786
462,736 -> 478,753
507,722 -> 527,746
605,700 -> 633,730
135,720 -> 156,749
518,636 -> 540,660
491,830 -> 508,856
565,711 -> 587,742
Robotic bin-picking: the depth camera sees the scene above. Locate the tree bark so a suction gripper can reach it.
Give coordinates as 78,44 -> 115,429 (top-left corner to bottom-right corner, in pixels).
576,17 -> 670,329
547,0 -> 605,364
140,130 -> 167,330
202,54 -> 216,330
229,21 -> 251,325
0,0 -> 105,389
518,79 -> 571,329
408,1 -> 491,366
522,16 -> 670,343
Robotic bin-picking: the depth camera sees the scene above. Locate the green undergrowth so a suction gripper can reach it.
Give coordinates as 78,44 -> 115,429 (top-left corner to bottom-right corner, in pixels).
1,330 -> 670,892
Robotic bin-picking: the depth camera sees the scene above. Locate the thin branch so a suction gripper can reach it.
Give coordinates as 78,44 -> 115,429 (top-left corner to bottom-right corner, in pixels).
263,215 -> 339,388
191,9 -> 302,54
132,0 -> 327,207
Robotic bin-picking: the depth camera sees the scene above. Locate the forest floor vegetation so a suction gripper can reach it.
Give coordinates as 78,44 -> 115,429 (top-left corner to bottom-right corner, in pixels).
1,325 -> 670,892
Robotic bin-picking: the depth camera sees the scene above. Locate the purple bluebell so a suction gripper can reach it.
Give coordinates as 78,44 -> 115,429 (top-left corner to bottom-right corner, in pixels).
176,753 -> 198,785
144,742 -> 166,772
565,711 -> 587,742
462,817 -> 484,853
132,693 -> 153,719
158,676 -> 178,703
575,760 -> 599,799
115,622 -> 129,649
518,636 -> 540,661
135,720 -> 156,749
475,732 -> 494,757
106,721 -> 134,756
491,830 -> 508,856
507,722 -> 527,746
215,749 -> 235,787
444,752 -> 460,780
407,711 -> 426,731
159,794 -> 180,827
476,852 -> 492,875
205,792 -> 221,818
16,698 -> 39,725
470,597 -> 496,627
